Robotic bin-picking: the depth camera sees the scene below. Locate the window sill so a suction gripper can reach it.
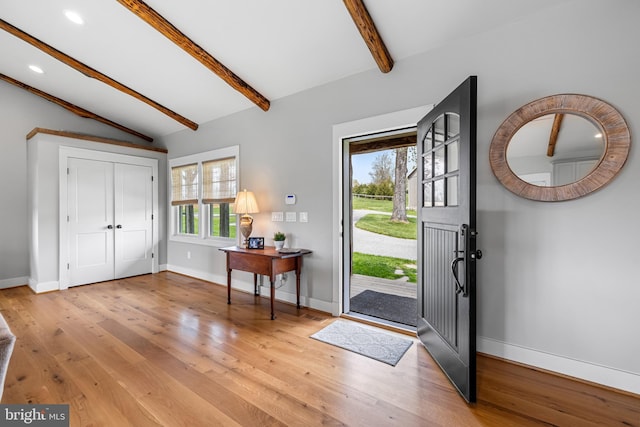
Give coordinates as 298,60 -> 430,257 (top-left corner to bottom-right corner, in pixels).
169,234 -> 236,248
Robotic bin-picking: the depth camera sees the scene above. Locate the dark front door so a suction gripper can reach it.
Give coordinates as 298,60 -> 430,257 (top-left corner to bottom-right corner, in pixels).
417,76 -> 479,402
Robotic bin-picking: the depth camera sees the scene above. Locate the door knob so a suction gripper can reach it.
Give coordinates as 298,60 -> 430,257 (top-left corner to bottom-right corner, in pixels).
107,225 -> 113,229
116,224 -> 122,229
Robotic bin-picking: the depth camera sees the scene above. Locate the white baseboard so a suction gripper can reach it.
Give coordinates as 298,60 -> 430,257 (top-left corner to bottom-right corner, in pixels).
0,276 -> 28,290
478,336 -> 640,396
165,264 -> 333,314
27,278 -> 60,294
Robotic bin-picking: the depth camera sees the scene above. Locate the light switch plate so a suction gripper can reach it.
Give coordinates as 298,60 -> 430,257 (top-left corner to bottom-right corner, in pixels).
272,212 -> 283,222
285,212 -> 297,222
299,212 -> 308,223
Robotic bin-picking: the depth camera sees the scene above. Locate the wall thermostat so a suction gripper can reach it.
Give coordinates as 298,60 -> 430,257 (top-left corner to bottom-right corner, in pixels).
285,194 -> 296,205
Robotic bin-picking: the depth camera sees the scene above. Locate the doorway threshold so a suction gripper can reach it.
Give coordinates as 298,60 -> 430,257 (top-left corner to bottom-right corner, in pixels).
341,312 -> 416,337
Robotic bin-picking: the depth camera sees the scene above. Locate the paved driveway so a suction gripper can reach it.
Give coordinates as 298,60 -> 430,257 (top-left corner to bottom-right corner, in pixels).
352,210 -> 417,261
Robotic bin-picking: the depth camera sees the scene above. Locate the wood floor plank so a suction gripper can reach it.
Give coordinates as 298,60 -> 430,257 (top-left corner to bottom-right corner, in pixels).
0,272 -> 637,427
97,317 -> 287,426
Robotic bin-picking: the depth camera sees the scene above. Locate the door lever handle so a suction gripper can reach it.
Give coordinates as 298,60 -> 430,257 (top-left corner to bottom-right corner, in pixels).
450,257 -> 464,295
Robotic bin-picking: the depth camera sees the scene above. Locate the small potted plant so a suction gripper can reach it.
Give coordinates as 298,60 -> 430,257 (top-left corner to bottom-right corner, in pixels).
273,231 -> 286,250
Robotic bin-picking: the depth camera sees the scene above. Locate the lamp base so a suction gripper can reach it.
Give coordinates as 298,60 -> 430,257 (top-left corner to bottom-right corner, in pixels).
239,214 -> 253,248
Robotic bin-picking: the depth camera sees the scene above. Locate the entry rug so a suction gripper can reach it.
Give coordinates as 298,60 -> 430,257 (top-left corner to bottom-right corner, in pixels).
310,320 -> 412,366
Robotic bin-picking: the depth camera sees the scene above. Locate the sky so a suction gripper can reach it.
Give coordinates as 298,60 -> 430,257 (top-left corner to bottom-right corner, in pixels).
351,152 -> 379,184
351,149 -> 416,184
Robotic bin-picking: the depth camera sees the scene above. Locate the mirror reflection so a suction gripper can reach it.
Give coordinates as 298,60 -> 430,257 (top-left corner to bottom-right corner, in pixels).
506,113 -> 604,187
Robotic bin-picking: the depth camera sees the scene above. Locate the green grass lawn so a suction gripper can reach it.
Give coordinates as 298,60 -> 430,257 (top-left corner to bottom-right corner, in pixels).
355,214 -> 417,240
352,252 -> 417,283
352,196 -> 417,282
352,196 -> 416,216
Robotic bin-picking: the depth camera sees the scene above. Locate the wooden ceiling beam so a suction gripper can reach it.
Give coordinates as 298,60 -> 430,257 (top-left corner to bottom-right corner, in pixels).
343,0 -> 394,73
350,135 -> 416,154
0,73 -> 153,142
0,18 -> 198,131
116,0 -> 270,112
546,113 -> 564,157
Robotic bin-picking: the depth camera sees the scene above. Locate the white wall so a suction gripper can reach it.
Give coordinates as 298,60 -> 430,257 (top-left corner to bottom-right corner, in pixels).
161,0 -> 640,393
0,80 -> 167,288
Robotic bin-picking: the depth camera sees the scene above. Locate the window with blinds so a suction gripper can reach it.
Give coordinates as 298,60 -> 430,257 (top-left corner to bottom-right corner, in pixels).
171,163 -> 199,205
203,157 -> 236,204
169,146 -> 239,243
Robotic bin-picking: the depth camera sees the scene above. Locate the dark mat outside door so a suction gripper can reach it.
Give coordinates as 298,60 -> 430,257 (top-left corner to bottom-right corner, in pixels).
350,289 -> 417,327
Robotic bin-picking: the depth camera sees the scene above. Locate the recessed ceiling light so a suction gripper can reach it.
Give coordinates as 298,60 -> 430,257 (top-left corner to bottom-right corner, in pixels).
64,10 -> 84,25
29,65 -> 44,74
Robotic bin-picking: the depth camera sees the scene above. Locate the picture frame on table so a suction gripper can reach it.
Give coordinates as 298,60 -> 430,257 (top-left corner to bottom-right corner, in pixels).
247,237 -> 264,249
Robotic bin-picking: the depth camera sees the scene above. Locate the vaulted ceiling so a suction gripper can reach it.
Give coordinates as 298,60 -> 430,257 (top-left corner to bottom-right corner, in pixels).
1,0 -> 566,142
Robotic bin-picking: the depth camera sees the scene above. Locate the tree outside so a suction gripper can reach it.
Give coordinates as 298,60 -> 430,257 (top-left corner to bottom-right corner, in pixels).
390,147 -> 408,223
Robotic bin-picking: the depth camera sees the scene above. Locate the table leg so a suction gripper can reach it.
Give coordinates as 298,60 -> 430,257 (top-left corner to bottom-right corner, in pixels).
296,259 -> 302,309
270,277 -> 276,320
227,268 -> 232,304
254,273 -> 259,295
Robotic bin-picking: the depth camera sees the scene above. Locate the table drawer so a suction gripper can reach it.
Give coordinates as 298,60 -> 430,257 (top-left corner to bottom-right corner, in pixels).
228,252 -> 271,275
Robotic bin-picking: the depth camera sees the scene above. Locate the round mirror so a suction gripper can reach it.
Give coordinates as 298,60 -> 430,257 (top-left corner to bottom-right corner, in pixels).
507,113 -> 605,187
490,94 -> 630,201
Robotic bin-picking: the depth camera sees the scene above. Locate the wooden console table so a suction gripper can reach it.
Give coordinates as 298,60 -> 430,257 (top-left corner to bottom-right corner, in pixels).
219,246 -> 312,319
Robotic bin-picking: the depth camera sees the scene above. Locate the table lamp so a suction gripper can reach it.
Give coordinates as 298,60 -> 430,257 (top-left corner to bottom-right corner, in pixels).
234,189 -> 259,247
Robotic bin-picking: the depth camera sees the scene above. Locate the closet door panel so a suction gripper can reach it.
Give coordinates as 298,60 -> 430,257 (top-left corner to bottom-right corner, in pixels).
114,163 -> 153,278
68,158 -> 114,286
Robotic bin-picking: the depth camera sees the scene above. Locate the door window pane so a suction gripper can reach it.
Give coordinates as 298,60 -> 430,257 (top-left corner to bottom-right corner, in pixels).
434,115 -> 445,146
447,176 -> 459,206
447,113 -> 460,139
434,179 -> 445,206
423,182 -> 433,207
434,147 -> 445,177
423,153 -> 433,179
423,128 -> 432,151
448,141 -> 459,172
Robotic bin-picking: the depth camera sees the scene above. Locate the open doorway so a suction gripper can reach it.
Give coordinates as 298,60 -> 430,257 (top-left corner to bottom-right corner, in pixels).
343,128 -> 418,330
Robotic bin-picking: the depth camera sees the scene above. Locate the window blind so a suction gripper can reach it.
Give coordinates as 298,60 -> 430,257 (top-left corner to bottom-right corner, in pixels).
171,163 -> 199,205
203,157 -> 236,204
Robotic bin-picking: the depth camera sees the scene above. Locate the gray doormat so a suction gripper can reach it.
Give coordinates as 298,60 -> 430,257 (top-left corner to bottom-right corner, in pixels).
310,320 -> 412,366
350,290 -> 417,327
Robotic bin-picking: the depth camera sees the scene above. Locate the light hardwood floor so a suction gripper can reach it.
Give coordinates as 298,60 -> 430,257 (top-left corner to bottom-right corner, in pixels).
0,272 -> 637,426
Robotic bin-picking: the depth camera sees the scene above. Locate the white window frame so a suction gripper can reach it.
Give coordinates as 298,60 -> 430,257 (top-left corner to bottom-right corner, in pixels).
169,146 -> 239,247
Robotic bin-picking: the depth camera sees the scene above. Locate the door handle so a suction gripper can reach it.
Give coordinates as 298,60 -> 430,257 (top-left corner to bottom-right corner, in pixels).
450,256 -> 464,295
116,225 -> 122,229
107,225 -> 113,229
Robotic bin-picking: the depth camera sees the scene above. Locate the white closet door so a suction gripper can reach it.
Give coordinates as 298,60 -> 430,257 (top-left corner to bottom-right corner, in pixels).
68,158 -> 114,286
114,163 -> 153,278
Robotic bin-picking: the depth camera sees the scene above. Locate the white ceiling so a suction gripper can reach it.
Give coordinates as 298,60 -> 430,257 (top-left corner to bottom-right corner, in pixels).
1,0 -> 568,140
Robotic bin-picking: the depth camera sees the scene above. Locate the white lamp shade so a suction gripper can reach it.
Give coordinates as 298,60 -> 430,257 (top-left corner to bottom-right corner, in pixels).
233,190 -> 259,214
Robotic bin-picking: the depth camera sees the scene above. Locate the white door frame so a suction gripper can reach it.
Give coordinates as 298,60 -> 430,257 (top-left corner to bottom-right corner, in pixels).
59,147 -> 159,290
331,105 -> 433,316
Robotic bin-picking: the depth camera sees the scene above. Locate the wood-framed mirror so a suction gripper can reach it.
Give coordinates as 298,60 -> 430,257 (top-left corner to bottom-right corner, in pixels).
489,94 -> 630,201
